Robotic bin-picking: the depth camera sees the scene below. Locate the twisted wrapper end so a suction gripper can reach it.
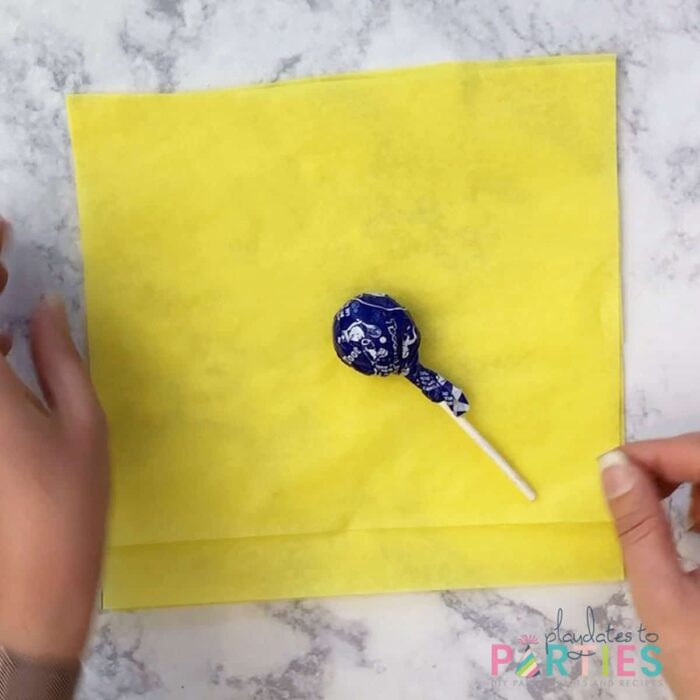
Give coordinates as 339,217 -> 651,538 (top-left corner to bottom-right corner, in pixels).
405,363 -> 470,417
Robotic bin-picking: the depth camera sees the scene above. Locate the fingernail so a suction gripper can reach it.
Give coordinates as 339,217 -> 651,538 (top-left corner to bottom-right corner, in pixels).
598,449 -> 638,500
40,292 -> 65,311
39,293 -> 69,331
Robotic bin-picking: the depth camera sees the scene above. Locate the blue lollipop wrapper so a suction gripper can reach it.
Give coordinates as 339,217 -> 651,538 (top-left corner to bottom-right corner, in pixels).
333,292 -> 469,417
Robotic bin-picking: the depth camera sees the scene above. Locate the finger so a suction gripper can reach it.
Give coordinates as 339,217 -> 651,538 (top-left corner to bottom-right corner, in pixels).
653,476 -> 679,502
623,433 -> 700,484
0,346 -> 48,417
0,264 -> 8,294
22,384 -> 48,414
0,332 -> 12,356
599,450 -> 686,614
30,294 -> 100,427
0,316 -> 45,414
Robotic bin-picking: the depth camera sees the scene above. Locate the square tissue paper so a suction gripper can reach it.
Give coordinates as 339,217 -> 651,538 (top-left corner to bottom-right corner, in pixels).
67,54 -> 622,609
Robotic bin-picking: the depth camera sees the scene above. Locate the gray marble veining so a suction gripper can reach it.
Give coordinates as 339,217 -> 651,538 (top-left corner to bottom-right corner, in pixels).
0,0 -> 697,697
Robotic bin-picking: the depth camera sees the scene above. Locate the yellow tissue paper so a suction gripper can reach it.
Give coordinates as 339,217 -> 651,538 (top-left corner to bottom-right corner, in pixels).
67,54 -> 623,610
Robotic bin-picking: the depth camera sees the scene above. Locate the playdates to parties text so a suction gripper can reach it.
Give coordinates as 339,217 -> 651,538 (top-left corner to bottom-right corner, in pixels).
491,607 -> 662,678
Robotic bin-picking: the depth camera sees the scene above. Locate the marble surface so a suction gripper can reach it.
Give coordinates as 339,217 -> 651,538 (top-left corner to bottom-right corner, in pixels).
1,0 -> 699,697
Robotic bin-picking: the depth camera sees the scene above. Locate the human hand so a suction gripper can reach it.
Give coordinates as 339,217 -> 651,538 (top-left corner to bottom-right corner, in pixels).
600,435 -> 700,699
0,216 -> 109,662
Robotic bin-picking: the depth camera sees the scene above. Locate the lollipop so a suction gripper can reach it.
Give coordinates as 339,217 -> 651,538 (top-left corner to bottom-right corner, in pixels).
333,292 -> 536,501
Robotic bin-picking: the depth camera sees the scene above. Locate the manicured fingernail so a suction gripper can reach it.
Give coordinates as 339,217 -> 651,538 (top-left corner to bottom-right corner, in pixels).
39,293 -> 69,332
598,449 -> 638,500
40,292 -> 65,310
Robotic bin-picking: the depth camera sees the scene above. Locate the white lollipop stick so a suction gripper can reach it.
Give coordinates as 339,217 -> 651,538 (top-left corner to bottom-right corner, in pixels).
438,402 -> 536,501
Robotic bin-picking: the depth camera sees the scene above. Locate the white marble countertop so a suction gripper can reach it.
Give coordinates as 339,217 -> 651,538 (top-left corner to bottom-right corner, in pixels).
1,0 -> 699,698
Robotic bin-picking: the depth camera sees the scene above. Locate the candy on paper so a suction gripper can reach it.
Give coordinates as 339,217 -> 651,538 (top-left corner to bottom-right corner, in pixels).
333,292 -> 537,501
333,292 -> 469,416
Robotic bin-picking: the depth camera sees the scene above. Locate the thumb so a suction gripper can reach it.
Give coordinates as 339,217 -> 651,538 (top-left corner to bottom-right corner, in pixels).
30,293 -> 99,426
599,449 -> 685,613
